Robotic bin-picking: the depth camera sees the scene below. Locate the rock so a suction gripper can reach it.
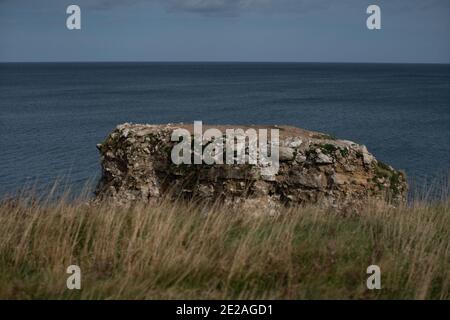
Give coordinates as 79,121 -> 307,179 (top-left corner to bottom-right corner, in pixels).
279,147 -> 295,161
95,123 -> 408,212
285,137 -> 303,148
295,154 -> 307,163
360,145 -> 376,166
315,151 -> 333,164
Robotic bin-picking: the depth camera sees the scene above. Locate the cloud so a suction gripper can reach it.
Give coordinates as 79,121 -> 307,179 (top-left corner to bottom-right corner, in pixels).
70,0 -> 336,17
89,0 -> 449,17
164,0 -> 257,17
1,0 -> 448,17
94,0 -> 336,17
84,0 -> 270,16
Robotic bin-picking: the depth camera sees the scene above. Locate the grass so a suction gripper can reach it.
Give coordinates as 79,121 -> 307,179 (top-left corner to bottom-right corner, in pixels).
0,191 -> 449,300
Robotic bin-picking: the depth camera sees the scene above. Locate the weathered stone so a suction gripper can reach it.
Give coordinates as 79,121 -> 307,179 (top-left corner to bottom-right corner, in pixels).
295,154 -> 307,163
360,145 -> 376,166
279,147 -> 295,161
95,123 -> 408,212
285,137 -> 303,148
315,151 -> 333,165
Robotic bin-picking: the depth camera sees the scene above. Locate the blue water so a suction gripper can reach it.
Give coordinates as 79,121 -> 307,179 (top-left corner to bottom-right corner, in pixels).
1,62 -> 449,197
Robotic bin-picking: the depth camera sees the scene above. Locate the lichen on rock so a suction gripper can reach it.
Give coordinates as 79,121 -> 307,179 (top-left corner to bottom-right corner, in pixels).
95,123 -> 408,213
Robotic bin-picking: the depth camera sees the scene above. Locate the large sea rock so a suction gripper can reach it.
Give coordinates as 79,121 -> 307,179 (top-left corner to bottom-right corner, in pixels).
95,123 -> 407,212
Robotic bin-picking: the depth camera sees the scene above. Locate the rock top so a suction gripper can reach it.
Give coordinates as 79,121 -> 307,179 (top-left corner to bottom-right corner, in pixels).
95,123 -> 407,213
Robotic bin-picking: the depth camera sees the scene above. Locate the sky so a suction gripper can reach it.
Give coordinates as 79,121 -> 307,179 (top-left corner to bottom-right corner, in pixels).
0,0 -> 449,63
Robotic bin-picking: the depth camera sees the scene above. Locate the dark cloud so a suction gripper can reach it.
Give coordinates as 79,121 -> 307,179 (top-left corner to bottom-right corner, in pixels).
1,0 -> 448,17
87,0 -> 450,16
164,0 -> 251,17
81,0 -> 340,17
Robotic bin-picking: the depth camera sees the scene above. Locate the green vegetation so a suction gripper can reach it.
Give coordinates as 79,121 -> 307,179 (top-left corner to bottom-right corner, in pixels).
373,161 -> 406,196
317,144 -> 349,158
340,148 -> 349,158
0,193 -> 448,300
319,144 -> 337,155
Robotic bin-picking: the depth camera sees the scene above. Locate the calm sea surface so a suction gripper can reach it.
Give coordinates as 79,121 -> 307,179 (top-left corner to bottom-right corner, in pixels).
1,63 -> 449,197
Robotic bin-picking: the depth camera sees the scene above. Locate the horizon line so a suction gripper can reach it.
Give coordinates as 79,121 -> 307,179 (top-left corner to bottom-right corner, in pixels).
1,60 -> 449,65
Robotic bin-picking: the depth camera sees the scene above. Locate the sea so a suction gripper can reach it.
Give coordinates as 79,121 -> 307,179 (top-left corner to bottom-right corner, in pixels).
1,62 -> 449,198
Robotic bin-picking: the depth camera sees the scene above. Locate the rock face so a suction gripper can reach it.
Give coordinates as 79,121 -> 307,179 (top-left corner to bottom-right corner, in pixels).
95,123 -> 407,212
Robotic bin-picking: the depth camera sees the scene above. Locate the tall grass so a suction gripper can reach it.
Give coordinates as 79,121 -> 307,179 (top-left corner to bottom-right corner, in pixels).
0,191 -> 449,300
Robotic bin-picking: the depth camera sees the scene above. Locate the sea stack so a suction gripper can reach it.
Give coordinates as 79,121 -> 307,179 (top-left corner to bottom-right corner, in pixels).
95,123 -> 408,213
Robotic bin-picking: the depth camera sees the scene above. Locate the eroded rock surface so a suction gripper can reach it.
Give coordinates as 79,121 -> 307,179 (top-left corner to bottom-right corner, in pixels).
95,123 -> 407,212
